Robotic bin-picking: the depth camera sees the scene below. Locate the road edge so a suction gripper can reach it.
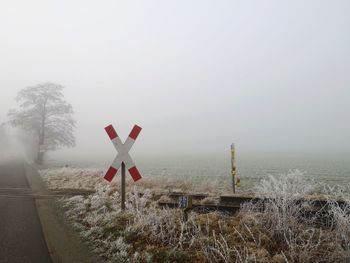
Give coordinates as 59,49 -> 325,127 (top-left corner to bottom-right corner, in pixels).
25,164 -> 105,263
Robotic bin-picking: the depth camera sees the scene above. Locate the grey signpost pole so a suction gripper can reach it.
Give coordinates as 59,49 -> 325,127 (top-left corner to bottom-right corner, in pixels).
121,162 -> 126,210
231,143 -> 236,193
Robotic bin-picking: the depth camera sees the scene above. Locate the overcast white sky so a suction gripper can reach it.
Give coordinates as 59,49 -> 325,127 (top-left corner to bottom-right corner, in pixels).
0,0 -> 349,160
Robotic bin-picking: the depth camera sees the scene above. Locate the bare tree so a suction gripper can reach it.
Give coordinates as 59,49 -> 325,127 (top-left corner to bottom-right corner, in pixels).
8,83 -> 76,164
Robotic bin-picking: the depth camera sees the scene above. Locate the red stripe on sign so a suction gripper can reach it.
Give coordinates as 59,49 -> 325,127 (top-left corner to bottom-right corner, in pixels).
128,166 -> 142,182
105,125 -> 118,140
104,166 -> 118,182
129,125 -> 142,140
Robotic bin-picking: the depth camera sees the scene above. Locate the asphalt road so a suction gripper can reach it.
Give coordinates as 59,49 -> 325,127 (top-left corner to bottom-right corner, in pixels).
0,161 -> 52,263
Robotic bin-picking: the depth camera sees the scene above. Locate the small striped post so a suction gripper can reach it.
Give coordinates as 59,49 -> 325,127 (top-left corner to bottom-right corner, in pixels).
231,143 -> 236,193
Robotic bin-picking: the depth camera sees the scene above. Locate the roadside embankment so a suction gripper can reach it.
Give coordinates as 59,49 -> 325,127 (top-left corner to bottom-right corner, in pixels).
25,164 -> 104,263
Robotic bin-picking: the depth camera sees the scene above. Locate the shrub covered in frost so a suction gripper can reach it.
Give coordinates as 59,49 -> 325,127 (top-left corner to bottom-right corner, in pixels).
239,170 -> 350,262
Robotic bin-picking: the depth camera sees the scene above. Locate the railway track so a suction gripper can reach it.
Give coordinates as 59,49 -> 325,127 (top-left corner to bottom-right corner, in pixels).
0,187 -> 94,199
157,192 -> 348,217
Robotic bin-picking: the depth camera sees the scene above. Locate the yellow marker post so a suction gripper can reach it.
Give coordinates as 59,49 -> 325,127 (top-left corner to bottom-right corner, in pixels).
231,143 -> 236,193
236,177 -> 241,188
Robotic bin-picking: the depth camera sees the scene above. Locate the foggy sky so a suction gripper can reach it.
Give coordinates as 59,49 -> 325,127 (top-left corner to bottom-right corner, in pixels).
1,0 -> 349,160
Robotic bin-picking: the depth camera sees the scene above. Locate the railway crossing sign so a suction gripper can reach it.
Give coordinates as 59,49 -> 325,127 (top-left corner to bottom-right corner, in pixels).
104,124 -> 142,211
104,124 -> 142,182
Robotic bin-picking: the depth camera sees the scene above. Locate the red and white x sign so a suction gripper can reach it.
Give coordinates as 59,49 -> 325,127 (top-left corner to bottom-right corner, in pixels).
104,124 -> 142,182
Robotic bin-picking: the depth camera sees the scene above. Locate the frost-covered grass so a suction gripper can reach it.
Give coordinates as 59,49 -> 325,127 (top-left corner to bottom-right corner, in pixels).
240,170 -> 350,262
39,168 -> 350,262
40,166 -> 232,195
40,167 -> 103,191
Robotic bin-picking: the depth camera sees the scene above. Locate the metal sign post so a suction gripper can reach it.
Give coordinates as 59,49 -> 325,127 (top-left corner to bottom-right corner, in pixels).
104,124 -> 142,210
121,162 -> 126,210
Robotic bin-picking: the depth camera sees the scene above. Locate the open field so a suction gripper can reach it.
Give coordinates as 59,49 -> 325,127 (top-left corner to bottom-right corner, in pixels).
46,153 -> 350,191
39,167 -> 350,263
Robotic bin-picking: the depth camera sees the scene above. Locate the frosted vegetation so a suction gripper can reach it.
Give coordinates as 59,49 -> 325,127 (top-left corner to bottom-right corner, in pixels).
40,166 -> 232,195
40,168 -> 350,262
